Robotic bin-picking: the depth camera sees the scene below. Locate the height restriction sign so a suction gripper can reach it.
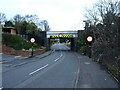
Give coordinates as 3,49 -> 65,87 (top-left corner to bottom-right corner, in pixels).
30,38 -> 35,43
87,36 -> 93,42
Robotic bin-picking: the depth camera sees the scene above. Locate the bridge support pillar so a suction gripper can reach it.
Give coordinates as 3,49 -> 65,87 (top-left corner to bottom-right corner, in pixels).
46,38 -> 51,50
71,38 -> 74,51
70,38 -> 78,51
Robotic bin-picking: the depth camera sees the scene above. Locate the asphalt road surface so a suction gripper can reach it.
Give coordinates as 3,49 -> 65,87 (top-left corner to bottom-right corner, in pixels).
2,43 -> 119,88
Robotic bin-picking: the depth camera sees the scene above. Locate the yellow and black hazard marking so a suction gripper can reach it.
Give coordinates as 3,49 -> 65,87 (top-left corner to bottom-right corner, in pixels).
50,35 -> 73,38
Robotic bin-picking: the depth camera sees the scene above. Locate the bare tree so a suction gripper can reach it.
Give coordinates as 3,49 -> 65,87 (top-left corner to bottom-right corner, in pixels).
12,14 -> 24,34
25,14 -> 41,26
84,0 -> 120,80
85,0 -> 120,42
85,0 -> 120,25
13,14 -> 24,23
41,20 -> 50,31
0,13 -> 7,25
85,6 -> 100,26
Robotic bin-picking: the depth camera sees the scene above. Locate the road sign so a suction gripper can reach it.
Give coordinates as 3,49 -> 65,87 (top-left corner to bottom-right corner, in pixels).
87,36 -> 93,42
50,35 -> 73,38
30,38 -> 35,43
59,34 -> 63,37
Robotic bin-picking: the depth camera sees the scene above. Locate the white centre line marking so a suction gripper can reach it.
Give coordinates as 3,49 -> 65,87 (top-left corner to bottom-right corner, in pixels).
0,87 -> 3,90
54,43 -> 62,62
54,52 -> 63,62
29,64 -> 49,75
84,62 -> 90,64
54,58 -> 59,62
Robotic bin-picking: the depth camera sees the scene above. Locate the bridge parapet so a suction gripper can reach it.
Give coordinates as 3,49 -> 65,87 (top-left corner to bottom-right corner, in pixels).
47,31 -> 78,38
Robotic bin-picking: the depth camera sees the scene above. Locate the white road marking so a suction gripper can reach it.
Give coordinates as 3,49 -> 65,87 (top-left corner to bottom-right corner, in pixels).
54,58 -> 59,62
14,56 -> 21,58
29,64 -> 49,75
64,44 -> 70,49
84,62 -> 90,64
0,87 -> 3,90
52,49 -> 55,53
29,44 -> 63,75
81,84 -> 91,88
54,52 -> 63,62
74,62 -> 80,88
54,43 -> 63,62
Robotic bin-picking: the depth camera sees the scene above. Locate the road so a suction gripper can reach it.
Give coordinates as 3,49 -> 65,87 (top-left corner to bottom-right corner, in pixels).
2,43 -> 119,88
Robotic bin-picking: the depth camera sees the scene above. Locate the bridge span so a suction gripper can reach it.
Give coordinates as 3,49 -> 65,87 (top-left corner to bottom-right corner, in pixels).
46,30 -> 80,51
47,31 -> 78,38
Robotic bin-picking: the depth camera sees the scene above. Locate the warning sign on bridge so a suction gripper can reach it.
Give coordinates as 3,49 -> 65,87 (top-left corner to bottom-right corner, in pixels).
50,35 -> 73,38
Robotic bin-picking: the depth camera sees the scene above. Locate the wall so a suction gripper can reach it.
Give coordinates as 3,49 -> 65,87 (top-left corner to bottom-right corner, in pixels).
11,29 -> 16,35
0,45 -> 46,56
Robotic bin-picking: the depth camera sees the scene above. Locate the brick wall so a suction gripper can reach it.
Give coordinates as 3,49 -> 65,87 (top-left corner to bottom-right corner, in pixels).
0,45 -> 46,56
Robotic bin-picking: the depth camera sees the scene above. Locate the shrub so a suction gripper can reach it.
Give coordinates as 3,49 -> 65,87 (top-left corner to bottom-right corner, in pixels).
33,43 -> 40,50
80,46 -> 91,55
2,33 -> 32,50
40,46 -> 46,49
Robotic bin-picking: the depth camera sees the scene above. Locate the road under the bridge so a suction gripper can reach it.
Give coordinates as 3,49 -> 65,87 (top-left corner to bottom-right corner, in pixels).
48,37 -> 75,51
2,43 -> 119,88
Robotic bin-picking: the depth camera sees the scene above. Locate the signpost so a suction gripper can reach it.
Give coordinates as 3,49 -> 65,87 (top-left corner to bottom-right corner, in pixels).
50,35 -> 73,38
87,36 -> 93,58
30,38 -> 35,57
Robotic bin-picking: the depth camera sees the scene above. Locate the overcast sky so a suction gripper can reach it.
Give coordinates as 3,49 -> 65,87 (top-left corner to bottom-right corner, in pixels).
0,0 -> 98,31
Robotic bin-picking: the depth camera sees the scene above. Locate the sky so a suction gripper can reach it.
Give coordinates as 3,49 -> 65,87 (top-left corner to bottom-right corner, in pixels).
0,0 -> 99,31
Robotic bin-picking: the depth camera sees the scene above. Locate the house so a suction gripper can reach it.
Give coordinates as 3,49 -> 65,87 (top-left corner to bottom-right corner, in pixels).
0,25 -> 2,30
2,26 -> 17,35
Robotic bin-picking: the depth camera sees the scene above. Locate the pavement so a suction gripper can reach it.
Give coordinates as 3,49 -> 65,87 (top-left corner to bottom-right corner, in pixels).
0,50 -> 52,63
76,54 -> 119,88
35,50 -> 52,59
1,50 -> 52,68
1,43 -> 120,88
0,53 -> 28,63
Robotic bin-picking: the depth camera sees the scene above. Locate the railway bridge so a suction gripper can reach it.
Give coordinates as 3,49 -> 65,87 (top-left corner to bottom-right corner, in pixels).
46,31 -> 79,51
